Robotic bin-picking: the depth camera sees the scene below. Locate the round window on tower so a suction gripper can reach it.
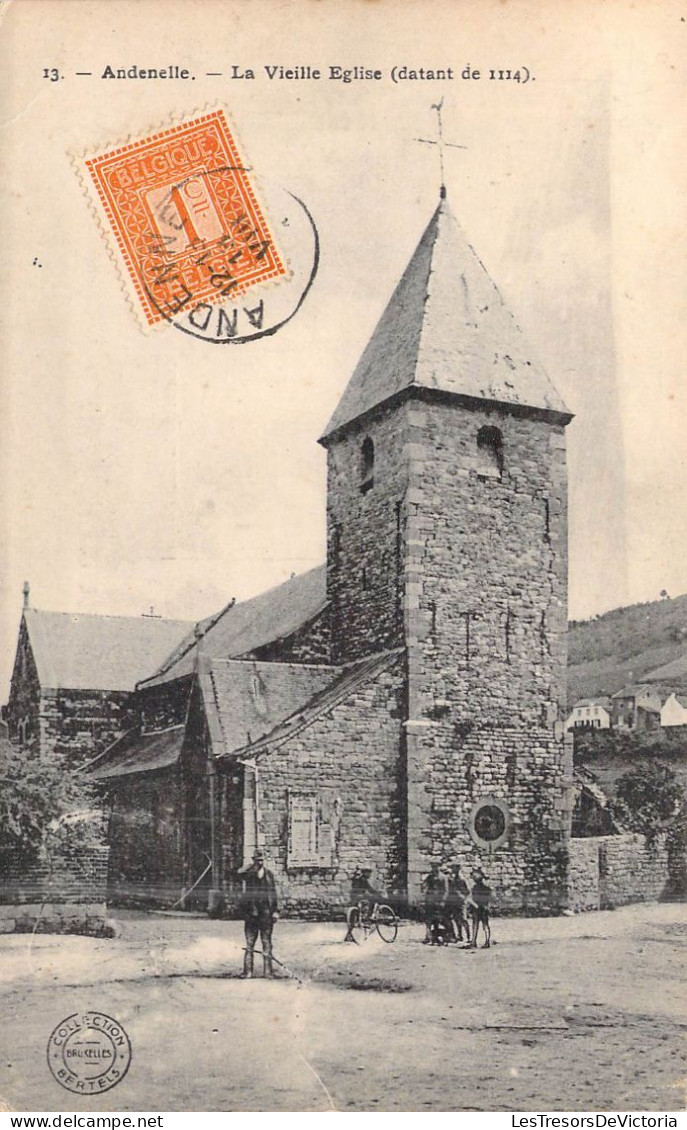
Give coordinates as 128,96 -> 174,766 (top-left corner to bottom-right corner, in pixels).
468,796 -> 510,850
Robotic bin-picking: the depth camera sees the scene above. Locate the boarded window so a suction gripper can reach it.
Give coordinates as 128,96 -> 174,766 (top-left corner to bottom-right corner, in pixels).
287,791 -> 335,869
288,793 -> 318,867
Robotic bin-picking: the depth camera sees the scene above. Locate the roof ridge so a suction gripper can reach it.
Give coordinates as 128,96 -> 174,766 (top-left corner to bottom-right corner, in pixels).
25,606 -> 192,625
208,657 -> 341,672
139,563 -> 328,688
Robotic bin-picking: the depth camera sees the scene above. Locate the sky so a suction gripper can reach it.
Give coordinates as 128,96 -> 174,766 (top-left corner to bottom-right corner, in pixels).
1,0 -> 685,700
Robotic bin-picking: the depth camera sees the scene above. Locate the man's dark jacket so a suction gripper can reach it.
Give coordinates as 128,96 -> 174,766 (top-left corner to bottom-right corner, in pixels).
240,865 -> 279,919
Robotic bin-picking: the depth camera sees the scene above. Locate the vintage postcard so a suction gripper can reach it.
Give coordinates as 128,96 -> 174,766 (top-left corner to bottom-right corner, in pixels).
1,0 -> 685,1116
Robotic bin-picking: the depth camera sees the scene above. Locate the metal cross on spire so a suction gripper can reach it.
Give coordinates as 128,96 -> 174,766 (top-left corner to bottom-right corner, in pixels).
414,99 -> 467,198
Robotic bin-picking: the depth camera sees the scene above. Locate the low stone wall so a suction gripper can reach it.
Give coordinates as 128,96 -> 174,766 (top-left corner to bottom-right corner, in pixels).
599,834 -> 669,908
0,842 -> 109,935
568,833 -> 670,912
568,838 -> 600,911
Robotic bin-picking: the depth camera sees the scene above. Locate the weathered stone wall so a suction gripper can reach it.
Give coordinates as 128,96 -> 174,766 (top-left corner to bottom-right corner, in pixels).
106,768 -> 185,907
568,834 -> 670,911
402,397 -> 570,910
325,405 -> 410,664
251,606 -> 333,665
0,841 -> 109,934
325,391 -> 571,911
139,676 -> 193,732
567,838 -> 600,911
40,689 -> 135,767
7,618 -> 137,765
222,654 -> 405,917
599,834 -> 669,908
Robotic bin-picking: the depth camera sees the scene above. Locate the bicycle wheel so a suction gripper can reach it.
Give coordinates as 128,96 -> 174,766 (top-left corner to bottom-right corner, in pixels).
375,904 -> 398,943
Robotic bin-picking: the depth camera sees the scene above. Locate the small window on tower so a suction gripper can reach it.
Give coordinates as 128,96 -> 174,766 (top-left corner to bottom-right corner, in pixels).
475,426 -> 504,480
360,437 -> 375,493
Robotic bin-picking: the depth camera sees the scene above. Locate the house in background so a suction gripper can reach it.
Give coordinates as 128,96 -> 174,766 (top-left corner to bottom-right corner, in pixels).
610,685 -> 662,732
565,698 -> 612,732
5,585 -> 191,766
660,693 -> 687,729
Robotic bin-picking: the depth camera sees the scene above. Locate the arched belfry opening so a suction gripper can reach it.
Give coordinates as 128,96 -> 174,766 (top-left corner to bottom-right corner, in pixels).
476,425 -> 504,480
360,436 -> 375,493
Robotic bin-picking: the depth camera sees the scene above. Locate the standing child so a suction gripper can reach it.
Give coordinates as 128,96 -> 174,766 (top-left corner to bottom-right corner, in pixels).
446,863 -> 471,944
467,868 -> 492,949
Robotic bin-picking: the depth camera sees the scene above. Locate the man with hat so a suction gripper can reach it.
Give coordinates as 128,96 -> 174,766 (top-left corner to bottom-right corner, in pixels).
344,866 -> 382,942
421,861 -> 449,944
446,863 -> 471,944
467,867 -> 493,949
239,849 -> 279,977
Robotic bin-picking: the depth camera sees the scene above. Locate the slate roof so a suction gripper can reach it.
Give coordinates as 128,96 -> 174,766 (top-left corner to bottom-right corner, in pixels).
199,658 -> 339,758
88,725 -> 185,780
218,648 -> 403,760
140,565 -> 327,688
23,608 -> 193,692
611,683 -> 661,701
321,192 -> 571,442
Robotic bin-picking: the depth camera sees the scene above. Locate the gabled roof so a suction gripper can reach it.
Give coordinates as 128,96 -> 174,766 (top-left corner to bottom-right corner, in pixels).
221,648 -> 403,760
200,658 -> 339,759
22,608 -> 193,692
140,565 -> 327,688
611,683 -> 661,701
87,725 -> 185,780
571,697 -> 611,709
663,692 -> 687,709
320,192 -> 571,442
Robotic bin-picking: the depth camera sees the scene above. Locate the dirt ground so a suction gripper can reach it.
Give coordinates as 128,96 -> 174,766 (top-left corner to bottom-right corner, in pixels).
1,902 -> 685,1112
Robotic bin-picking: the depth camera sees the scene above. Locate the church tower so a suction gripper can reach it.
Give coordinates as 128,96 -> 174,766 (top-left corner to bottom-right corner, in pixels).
319,190 -> 574,912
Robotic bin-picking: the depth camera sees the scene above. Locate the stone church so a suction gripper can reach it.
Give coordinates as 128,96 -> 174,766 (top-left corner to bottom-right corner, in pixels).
83,188 -> 574,914
10,189 -> 586,915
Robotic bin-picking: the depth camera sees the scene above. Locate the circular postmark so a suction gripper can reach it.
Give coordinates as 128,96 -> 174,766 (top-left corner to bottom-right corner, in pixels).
47,1012 -> 132,1095
83,110 -> 319,343
141,167 -> 319,345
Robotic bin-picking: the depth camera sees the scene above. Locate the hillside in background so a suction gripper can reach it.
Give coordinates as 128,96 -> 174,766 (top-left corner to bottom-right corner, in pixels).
567,593 -> 687,706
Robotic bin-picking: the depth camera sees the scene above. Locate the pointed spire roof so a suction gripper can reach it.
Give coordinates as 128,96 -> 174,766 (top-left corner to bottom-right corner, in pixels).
320,192 -> 571,442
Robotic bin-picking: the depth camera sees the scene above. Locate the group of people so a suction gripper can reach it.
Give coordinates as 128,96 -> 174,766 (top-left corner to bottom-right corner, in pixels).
236,849 -> 493,980
343,861 -> 492,948
421,861 -> 492,948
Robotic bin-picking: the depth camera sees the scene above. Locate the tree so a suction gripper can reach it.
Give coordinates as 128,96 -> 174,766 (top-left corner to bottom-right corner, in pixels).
613,763 -> 683,842
0,737 -> 100,863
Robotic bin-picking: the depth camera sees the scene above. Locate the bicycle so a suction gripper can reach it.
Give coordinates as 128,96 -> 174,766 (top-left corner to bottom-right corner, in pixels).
346,899 -> 398,943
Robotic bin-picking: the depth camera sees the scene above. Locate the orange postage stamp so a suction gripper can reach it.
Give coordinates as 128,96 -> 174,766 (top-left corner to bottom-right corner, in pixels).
83,110 -> 287,330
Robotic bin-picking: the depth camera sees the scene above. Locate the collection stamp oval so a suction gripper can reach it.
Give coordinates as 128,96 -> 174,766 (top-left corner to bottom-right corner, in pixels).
47,1012 -> 132,1095
79,108 -> 318,343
